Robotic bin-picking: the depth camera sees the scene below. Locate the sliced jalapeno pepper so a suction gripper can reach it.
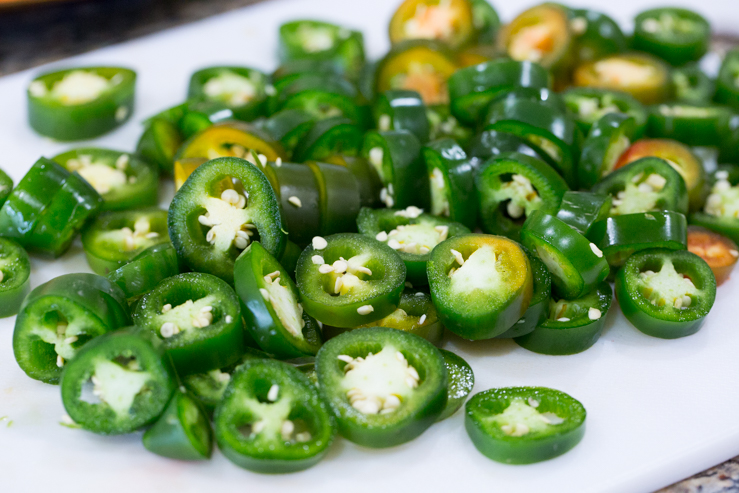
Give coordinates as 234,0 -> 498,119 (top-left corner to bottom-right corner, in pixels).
515,281 -> 612,355
356,206 -> 470,285
0,238 -> 31,318
470,0 -> 500,44
13,273 -> 130,384
437,349 -> 473,421
521,210 -> 609,300
257,109 -> 316,158
466,130 -> 549,164
60,327 -> 177,435
632,8 -> 710,66
293,117 -> 363,163
143,389 -> 213,461
562,87 -> 647,136
646,103 -> 732,148
689,167 -> 739,245
426,104 -> 474,146
465,387 -> 586,464
687,226 -> 738,287
235,242 -> 322,359
556,191 -> 611,236
188,66 -> 268,122
374,89 -> 430,143
27,67 -> 135,141
82,208 -> 169,275
169,157 -> 286,284
178,100 -> 236,139
476,152 -> 569,241
496,249 -> 551,339
268,73 -> 363,125
136,117 -> 183,175
672,64 -> 715,105
307,161 -> 361,235
593,157 -> 689,216
175,121 -> 286,166
279,240 -> 302,279
338,154 -> 384,209
423,138 -> 478,229
316,326 -> 446,447
215,358 -> 335,472
107,242 -> 180,300
715,49 -> 739,110
0,168 -> 12,209
428,234 -> 532,340
577,113 -> 636,189
616,248 -> 716,339
389,0 -> 475,50
567,9 -> 627,65
268,161 -> 320,247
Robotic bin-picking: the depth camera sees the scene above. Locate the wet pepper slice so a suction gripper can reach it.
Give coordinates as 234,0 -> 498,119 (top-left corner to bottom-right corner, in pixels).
316,326 -> 446,447
555,191 -> 612,236
423,138 -> 478,229
616,249 -> 716,339
427,234 -> 533,340
356,206 -> 470,286
133,272 -> 245,376
214,358 -> 335,473
646,103 -> 733,148
27,67 -> 135,141
168,157 -> 286,284
188,66 -> 268,122
296,233 -> 406,328
476,152 -> 569,241
106,243 -> 180,300
389,0 -> 475,50
82,208 -> 170,275
578,112 -> 636,190
496,249 -> 551,339
234,242 -> 322,359
142,390 -> 213,461
687,226 -> 738,286
515,281 -> 612,355
52,148 -> 158,211
465,387 -> 586,464
689,168 -> 739,246
13,273 -> 131,384
0,238 -> 31,318
632,8 -> 710,66
715,49 -> 739,110
562,87 -> 647,136
373,89 -> 430,143
521,211 -> 609,300
60,327 -> 177,435
437,349 -> 474,421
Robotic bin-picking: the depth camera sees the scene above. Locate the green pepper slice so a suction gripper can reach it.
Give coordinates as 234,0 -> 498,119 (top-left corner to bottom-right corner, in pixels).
616,249 -> 716,339
14,273 -> 130,384
465,387 -> 586,464
423,138 -> 478,229
296,233 -> 406,328
356,206 -> 470,286
257,109 -> 316,158
316,326 -> 446,447
293,117 -> 363,163
215,358 -> 335,472
269,161 -> 320,247
437,349 -> 473,421
82,208 -> 169,275
426,104 -> 474,146
578,112 -> 636,189
106,242 -> 180,301
689,167 -> 739,245
52,148 -> 158,211
27,67 -> 135,141
0,168 -> 12,209
175,121 -> 286,165
515,281 -> 612,355
593,157 -> 689,216
178,100 -> 237,139
646,103 -> 732,148
428,234 -> 533,340
188,66 -> 268,122
235,241 -> 322,359
632,8 -> 710,66
476,152 -> 569,241
136,118 -> 183,175
60,327 -> 176,435
306,161 -> 361,235
268,73 -> 363,125
567,9 -> 627,65
470,0 -> 500,43
169,157 -> 286,284
337,154 -> 384,209
715,49 -> 739,110
556,191 -> 611,236
466,130 -> 550,164
496,250 -> 551,339
672,64 -> 715,105
373,89 -> 430,143
389,0 -> 475,50
133,272 -> 245,375
521,211 -> 609,299
562,87 -> 647,136
0,238 -> 31,318
143,390 -> 213,461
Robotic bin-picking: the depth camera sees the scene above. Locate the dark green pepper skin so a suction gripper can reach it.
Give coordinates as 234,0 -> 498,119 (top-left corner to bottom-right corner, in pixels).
257,109 -> 316,157
496,250 -> 551,339
0,168 -> 12,209
476,152 -> 569,241
269,73 -> 363,126
142,390 -> 213,461
293,117 -> 363,162
106,243 -> 180,300
316,327 -> 447,448
168,157 -> 286,284
271,161 -> 320,247
178,100 -> 236,139
672,64 -> 715,105
215,358 -> 336,473
278,240 -> 302,279
188,66 -> 268,122
373,90 -> 430,143
427,104 -> 474,147
578,112 -> 636,189
587,211 -> 688,269
437,349 -> 474,421
0,238 -> 31,318
465,387 -> 586,464
470,0 -> 501,44
562,87 -> 647,137
715,49 -> 739,111
133,272 -> 245,376
616,249 -> 716,339
60,327 -> 177,435
307,161 -> 361,236
340,155 -> 384,209
646,103 -> 733,148
568,9 -> 627,64
632,8 -> 710,66
13,273 -> 131,384
27,67 -> 136,141
515,281 -> 612,355
136,118 -> 183,175
556,191 -> 611,236
466,130 -> 550,164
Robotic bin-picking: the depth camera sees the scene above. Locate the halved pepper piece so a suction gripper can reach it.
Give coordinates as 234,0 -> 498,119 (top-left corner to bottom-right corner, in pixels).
632,8 -> 710,66
293,117 -> 363,163
133,272 -> 245,375
515,281 -> 612,355
143,389 -> 213,461
60,327 -> 176,434
437,349 -> 474,421
578,112 -> 636,189
465,387 -> 586,464
616,248 -> 716,339
214,358 -> 336,473
0,168 -> 12,209
316,326 -> 446,447
188,66 -> 268,122
562,87 -> 647,136
567,8 -> 627,65
0,238 -> 31,318
476,152 -> 568,241
496,249 -> 551,339
52,148 -> 158,211
423,138 -> 478,229
389,0 -> 475,50
234,241 -> 322,359
373,89 -> 430,143
14,273 -> 131,384
520,210 -> 609,300
646,103 -> 732,148
555,191 -> 611,236
356,206 -> 470,286
427,234 -> 533,340
689,167 -> 739,245
82,208 -> 169,275
27,67 -> 135,141
715,49 -> 739,110
306,161 -> 361,235
296,233 -> 406,328
168,157 -> 286,284
687,226 -> 738,286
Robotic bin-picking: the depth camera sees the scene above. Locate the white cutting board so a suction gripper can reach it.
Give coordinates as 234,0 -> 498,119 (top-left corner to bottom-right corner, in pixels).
1,0 -> 738,492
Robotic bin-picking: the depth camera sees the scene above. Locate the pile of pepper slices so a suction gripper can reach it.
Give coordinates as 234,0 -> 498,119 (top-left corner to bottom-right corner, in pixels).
1,0 -> 739,470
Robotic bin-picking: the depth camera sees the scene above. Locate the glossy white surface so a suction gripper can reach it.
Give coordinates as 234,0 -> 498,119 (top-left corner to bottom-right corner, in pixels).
1,1 -> 738,492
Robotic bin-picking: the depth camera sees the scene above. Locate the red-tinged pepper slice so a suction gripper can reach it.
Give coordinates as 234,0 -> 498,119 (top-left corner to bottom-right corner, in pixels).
497,4 -> 572,71
389,0 -> 475,50
0,238 -> 31,318
687,226 -> 738,287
